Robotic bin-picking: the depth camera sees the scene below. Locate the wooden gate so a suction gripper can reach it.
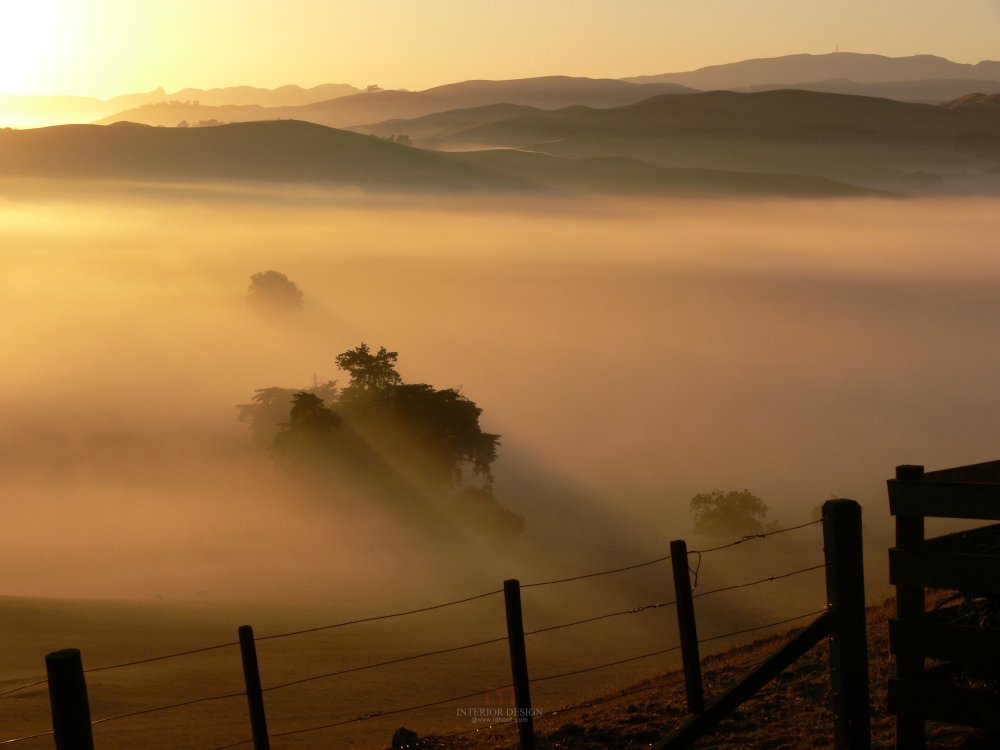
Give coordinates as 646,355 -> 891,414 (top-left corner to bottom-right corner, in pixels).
888,460 -> 1000,749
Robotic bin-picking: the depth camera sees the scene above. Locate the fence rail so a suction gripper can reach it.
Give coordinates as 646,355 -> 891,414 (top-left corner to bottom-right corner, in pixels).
888,461 -> 1000,749
2,513 -> 841,750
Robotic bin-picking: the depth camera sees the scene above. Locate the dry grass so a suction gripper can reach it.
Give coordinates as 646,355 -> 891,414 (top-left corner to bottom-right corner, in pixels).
415,599 -> 998,750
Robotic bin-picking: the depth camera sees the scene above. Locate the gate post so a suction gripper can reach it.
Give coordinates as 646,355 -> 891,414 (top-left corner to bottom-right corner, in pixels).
46,648 -> 94,750
822,499 -> 871,750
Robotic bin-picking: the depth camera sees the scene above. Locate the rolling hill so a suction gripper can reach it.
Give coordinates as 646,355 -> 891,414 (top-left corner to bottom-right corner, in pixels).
354,89 -> 1000,193
0,120 -> 528,192
0,119 -> 877,197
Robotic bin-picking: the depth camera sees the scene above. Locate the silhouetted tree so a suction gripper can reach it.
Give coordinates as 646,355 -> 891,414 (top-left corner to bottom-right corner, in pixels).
271,392 -> 343,466
690,490 -> 778,538
237,381 -> 338,445
335,343 -> 402,396
262,344 -> 502,498
246,270 -> 304,313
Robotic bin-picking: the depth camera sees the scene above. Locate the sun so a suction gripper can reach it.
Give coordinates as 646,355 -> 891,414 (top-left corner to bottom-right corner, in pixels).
0,1 -> 63,94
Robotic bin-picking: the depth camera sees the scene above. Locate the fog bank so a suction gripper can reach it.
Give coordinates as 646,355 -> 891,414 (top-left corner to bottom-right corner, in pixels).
1,188 -> 998,604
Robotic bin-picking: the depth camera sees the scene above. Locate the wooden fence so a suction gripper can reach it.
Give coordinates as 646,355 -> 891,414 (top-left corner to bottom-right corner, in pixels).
36,499 -> 868,750
888,460 -> 1000,749
655,498 -> 870,750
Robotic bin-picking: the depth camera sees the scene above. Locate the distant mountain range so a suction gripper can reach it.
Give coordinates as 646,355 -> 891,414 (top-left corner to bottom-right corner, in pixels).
624,52 -> 1000,89
6,52 -> 1000,131
94,77 -> 695,129
3,53 -> 999,198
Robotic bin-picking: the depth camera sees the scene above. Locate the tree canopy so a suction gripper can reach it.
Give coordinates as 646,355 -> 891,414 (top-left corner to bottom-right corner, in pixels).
690,489 -> 779,539
241,344 -> 518,536
247,342 -> 500,502
246,270 -> 304,313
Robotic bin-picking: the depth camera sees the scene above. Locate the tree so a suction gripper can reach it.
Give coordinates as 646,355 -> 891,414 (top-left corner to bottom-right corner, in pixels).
246,270 -> 304,313
248,343 -> 517,537
263,343 -> 500,494
237,380 -> 337,445
271,392 -> 342,466
335,343 -> 402,395
690,490 -> 778,538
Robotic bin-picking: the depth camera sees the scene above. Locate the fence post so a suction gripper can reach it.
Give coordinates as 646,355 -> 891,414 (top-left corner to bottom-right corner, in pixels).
893,464 -> 926,750
238,625 -> 270,750
822,499 -> 871,750
504,579 -> 535,750
46,648 -> 94,750
670,539 -> 704,714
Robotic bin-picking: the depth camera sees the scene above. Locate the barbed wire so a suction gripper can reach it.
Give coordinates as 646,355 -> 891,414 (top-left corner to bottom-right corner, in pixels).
88,689 -> 247,727
692,563 -> 827,601
254,588 -> 504,642
261,635 -> 508,693
0,637 -> 512,738
0,518 -> 822,701
531,644 -> 683,685
0,678 -> 47,698
521,554 -> 671,589
0,516 -> 830,749
698,607 -> 829,646
0,638 -> 241,699
0,588 -> 506,699
0,729 -> 54,746
690,518 -> 822,556
524,601 -> 675,637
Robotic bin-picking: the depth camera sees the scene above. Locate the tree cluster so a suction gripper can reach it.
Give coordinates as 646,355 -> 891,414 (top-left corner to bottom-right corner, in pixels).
690,489 -> 779,539
245,270 -> 304,313
239,344 -> 521,538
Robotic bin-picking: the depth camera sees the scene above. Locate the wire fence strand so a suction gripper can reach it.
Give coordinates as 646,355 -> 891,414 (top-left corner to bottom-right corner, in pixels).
521,555 -> 671,588
525,601 -> 675,637
531,645 -> 683,685
692,563 -> 827,600
0,729 -> 54,746
262,636 -> 508,693
0,678 -> 47,698
253,588 -> 504,642
89,689 -> 247,727
2,516 -> 831,749
698,607 -> 829,646
690,518 -> 823,555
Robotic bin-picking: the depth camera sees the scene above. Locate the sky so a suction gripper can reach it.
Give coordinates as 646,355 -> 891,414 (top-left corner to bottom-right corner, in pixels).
2,0 -> 999,98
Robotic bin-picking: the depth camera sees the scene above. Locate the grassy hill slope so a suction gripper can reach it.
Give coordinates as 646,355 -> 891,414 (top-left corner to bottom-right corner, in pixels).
356,89 -> 1000,192
0,120 -> 528,191
0,118 -> 879,197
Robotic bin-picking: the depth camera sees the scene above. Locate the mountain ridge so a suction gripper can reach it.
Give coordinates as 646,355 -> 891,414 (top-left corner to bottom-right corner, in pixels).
623,52 -> 1000,89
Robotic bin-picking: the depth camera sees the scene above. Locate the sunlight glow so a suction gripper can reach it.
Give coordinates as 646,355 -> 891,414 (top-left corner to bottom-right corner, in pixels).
0,1 -> 63,94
